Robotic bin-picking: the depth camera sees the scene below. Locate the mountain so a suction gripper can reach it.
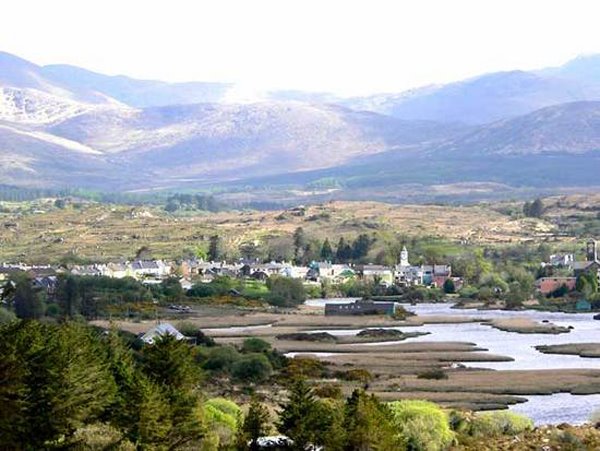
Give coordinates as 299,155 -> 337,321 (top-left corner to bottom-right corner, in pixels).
437,101 -> 600,155
0,51 -> 233,107
345,70 -> 598,124
40,64 -> 233,107
0,95 -> 466,189
1,50 -> 600,200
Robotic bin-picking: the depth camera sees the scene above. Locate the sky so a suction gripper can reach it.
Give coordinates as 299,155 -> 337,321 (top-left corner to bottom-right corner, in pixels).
2,0 -> 600,97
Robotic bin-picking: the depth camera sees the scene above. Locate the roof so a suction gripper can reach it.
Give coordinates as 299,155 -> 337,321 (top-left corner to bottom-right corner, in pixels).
140,323 -> 185,344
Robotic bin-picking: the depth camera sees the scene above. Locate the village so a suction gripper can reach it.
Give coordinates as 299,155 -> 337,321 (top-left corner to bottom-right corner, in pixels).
1,239 -> 599,313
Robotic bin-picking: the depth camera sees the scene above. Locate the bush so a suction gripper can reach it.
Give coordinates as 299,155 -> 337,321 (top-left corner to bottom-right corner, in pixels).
241,337 -> 271,354
202,346 -> 241,373
203,398 -> 241,432
313,383 -> 343,399
231,354 -> 273,383
389,400 -> 455,451
469,411 -> 533,437
417,368 -> 448,380
266,276 -> 306,307
0,307 -> 17,324
336,368 -> 374,383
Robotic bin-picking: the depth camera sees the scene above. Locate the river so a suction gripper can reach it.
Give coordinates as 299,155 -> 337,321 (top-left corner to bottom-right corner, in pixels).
305,299 -> 600,425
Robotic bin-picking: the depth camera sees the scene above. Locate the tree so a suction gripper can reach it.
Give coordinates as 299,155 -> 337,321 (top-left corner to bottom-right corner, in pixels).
142,335 -> 205,448
240,398 -> 270,451
335,237 -> 353,263
343,390 -> 402,450
208,235 -> 224,262
232,354 -> 273,383
278,379 -> 320,450
320,238 -> 334,261
524,198 -> 544,218
351,234 -> 372,261
0,322 -> 117,448
293,227 -> 307,264
103,330 -> 171,447
266,276 -> 306,307
443,278 -> 456,294
12,275 -> 46,319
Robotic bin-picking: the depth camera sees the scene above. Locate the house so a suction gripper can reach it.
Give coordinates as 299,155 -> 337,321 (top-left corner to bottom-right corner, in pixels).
535,277 -> 577,295
422,265 -> 452,288
572,239 -> 600,283
32,276 -> 58,297
139,323 -> 185,344
131,260 -> 171,279
308,262 -> 355,283
325,300 -> 398,316
543,253 -> 575,268
356,265 -> 394,285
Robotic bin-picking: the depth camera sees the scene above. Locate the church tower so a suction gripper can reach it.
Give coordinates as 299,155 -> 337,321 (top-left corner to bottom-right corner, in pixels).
587,239 -> 598,262
400,246 -> 409,267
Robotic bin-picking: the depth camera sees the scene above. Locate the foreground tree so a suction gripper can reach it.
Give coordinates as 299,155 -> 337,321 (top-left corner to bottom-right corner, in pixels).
238,398 -> 271,451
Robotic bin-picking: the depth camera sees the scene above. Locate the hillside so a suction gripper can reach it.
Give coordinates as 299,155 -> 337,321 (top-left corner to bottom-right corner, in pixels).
0,200 -> 561,264
1,51 -> 600,198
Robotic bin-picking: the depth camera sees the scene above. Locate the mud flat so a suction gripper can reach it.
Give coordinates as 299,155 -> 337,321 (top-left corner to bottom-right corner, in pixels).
536,343 -> 600,358
485,317 -> 571,334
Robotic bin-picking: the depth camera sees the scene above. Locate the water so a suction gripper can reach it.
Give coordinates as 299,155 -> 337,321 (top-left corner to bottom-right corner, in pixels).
510,393 -> 600,425
305,299 -> 600,424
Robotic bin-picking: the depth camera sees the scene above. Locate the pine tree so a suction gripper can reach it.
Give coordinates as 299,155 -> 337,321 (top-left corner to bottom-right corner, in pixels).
240,398 -> 271,451
278,379 -> 319,450
293,227 -> 307,264
208,235 -> 223,262
320,238 -> 333,261
142,334 -> 205,448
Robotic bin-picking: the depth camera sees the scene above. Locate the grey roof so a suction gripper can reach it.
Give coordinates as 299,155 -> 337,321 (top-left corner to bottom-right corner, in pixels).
140,323 -> 184,344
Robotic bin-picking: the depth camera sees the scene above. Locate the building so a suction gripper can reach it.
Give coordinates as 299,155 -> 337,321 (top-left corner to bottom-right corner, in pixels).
535,277 -> 577,295
356,265 -> 394,285
422,265 -> 452,288
573,239 -> 600,285
325,300 -> 398,316
139,323 -> 185,344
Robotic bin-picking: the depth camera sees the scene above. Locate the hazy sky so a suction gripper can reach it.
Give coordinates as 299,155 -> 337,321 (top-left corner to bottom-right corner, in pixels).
3,0 -> 600,96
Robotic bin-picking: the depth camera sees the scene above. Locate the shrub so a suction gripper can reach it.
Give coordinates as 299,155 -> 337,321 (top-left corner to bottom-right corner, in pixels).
177,321 -> 199,337
231,354 -> 273,383
336,368 -> 374,383
203,398 -> 241,431
469,411 -> 533,437
0,307 -> 17,324
283,357 -> 328,379
313,383 -> 343,399
389,400 -> 455,451
417,368 -> 448,380
241,337 -> 271,354
203,346 -> 241,373
266,276 -> 306,307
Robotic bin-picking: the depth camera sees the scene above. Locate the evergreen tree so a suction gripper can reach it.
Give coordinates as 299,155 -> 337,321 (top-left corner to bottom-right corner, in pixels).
320,238 -> 333,261
343,390 -> 403,450
335,237 -> 353,263
208,235 -> 224,262
142,334 -> 205,448
293,227 -> 307,264
278,379 -> 319,450
0,321 -> 117,448
443,278 -> 456,294
351,234 -> 372,261
103,331 -> 171,447
12,276 -> 46,319
240,398 -> 271,451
